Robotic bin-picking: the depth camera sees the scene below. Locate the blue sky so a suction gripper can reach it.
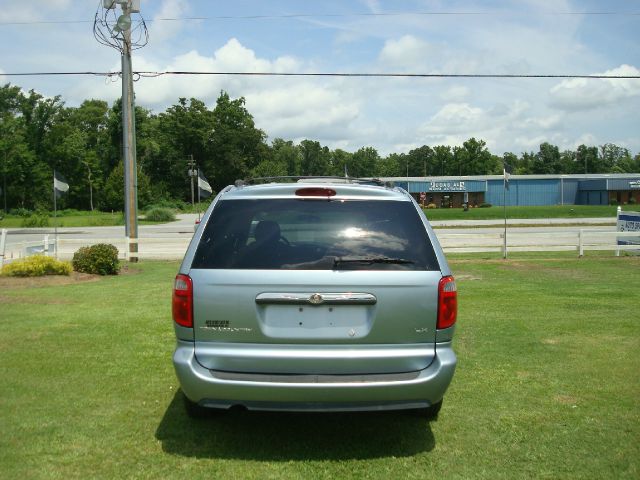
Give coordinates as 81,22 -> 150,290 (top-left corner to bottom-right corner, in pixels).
1,0 -> 639,157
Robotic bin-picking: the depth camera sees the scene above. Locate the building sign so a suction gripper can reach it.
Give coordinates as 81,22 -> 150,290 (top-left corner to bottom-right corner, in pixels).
617,210 -> 640,255
429,181 -> 466,192
630,180 -> 640,189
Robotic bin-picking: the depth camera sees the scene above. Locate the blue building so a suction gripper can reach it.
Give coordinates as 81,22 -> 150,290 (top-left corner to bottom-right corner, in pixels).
381,174 -> 640,207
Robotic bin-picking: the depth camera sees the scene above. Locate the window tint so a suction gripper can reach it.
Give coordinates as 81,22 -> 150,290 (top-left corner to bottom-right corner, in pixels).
191,199 -> 439,270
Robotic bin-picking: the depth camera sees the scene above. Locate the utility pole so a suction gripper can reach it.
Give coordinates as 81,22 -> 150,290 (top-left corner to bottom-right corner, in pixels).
94,0 -> 145,262
187,155 -> 196,208
121,1 -> 138,262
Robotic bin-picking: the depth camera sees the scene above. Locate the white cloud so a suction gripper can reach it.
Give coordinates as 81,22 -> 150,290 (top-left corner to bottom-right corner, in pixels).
549,64 -> 640,111
246,84 -> 360,141
148,0 -> 191,43
415,99 -> 572,153
440,86 -> 470,102
0,0 -> 73,22
421,103 -> 485,135
378,35 -> 435,70
73,37 -> 361,144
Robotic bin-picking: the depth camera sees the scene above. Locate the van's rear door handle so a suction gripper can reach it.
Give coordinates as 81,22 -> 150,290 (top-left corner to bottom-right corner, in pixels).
255,292 -> 377,306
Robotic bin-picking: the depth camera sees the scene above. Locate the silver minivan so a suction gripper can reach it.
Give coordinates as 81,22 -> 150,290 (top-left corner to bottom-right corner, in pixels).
172,178 -> 457,417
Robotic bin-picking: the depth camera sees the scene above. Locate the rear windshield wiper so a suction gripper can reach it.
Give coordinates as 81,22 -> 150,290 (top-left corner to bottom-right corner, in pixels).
333,256 -> 415,267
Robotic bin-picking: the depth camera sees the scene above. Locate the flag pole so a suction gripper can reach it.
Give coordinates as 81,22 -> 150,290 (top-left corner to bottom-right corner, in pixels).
503,176 -> 507,259
53,170 -> 58,258
197,170 -> 201,222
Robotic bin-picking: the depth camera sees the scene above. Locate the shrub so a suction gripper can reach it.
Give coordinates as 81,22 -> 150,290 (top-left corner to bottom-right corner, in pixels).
144,207 -> 176,222
628,197 -> 637,205
60,208 -> 83,216
72,244 -> 120,275
21,214 -> 50,228
1,255 -> 72,277
9,208 -> 32,217
426,203 -> 437,209
146,199 -> 190,211
609,200 -> 619,206
479,203 -> 493,208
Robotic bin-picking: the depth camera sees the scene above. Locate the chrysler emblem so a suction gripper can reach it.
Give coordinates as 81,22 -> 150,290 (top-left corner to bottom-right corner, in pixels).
308,293 -> 324,305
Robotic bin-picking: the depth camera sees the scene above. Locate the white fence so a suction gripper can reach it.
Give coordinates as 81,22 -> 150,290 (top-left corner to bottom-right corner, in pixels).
2,227 -> 638,265
438,230 -> 639,256
0,230 -> 191,264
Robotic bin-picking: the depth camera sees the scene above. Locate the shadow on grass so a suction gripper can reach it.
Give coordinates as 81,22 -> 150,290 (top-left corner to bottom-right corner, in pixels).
155,391 -> 436,460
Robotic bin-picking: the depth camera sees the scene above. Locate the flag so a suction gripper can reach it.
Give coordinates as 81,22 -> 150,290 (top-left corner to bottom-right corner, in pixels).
54,170 -> 69,198
503,162 -> 513,190
198,169 -> 212,199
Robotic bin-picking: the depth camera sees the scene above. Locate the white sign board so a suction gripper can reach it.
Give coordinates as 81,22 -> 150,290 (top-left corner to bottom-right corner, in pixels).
617,210 -> 640,254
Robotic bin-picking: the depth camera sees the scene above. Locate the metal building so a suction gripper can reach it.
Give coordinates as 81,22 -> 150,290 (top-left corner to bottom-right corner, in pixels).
380,174 -> 640,207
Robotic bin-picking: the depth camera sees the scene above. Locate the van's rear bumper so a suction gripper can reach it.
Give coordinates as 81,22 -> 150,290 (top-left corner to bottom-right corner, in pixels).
173,340 -> 456,412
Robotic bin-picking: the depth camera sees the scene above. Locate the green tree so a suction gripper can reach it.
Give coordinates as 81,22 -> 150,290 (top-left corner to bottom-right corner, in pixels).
349,147 -> 379,177
299,140 -> 330,176
376,153 -> 403,177
576,145 -> 599,174
271,138 -> 301,176
599,143 -> 631,173
432,145 -> 453,176
406,146 -> 434,177
533,142 -> 562,174
456,138 -> 496,175
100,160 -> 152,211
209,92 -> 267,189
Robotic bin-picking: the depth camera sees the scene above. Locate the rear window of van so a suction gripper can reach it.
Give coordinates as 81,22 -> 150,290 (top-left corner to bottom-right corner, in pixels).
191,199 -> 439,270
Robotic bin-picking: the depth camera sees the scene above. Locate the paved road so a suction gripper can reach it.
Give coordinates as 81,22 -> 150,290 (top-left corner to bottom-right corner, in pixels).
1,215 -> 621,259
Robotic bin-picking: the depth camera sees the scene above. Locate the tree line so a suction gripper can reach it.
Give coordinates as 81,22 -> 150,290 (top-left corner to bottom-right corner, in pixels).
1,83 -> 638,212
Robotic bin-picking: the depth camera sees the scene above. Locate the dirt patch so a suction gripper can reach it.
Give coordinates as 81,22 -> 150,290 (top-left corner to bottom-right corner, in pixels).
0,271 -> 101,290
0,264 -> 140,290
455,274 -> 483,281
555,394 -> 579,406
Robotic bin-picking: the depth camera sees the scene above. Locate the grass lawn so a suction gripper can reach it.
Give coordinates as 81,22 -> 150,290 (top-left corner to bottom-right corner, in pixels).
0,257 -> 638,479
0,212 -> 170,228
422,204 -> 623,221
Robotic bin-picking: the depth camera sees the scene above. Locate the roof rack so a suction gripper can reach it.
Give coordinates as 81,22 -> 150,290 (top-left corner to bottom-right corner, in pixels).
234,176 -> 395,188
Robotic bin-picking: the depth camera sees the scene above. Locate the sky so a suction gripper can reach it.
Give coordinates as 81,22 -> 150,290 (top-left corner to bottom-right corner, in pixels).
0,0 -> 639,157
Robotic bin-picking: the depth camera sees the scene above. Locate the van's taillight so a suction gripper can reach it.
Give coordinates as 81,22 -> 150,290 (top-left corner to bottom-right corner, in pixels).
437,276 -> 457,330
295,187 -> 336,197
172,274 -> 193,328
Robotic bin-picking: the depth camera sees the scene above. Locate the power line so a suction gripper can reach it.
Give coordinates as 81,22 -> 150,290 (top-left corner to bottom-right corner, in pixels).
1,11 -> 639,26
2,71 -> 639,79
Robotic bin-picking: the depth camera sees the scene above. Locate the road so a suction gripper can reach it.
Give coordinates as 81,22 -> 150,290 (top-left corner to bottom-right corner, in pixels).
1,215 -> 621,259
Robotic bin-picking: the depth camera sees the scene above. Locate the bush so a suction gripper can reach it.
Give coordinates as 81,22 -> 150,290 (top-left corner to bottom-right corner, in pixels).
144,207 -> 176,223
609,200 -> 619,206
146,199 -> 190,211
1,255 -> 72,277
72,244 -> 120,275
9,208 -> 32,217
60,208 -> 83,216
628,197 -> 637,205
426,203 -> 437,209
21,214 -> 50,228
479,203 -> 493,208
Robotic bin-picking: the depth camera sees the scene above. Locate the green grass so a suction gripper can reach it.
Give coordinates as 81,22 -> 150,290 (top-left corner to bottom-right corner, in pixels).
0,257 -> 638,479
422,204 -> 622,221
0,211 -> 173,228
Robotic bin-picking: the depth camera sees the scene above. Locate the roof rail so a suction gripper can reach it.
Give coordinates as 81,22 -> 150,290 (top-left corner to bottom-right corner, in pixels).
235,176 -> 395,188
